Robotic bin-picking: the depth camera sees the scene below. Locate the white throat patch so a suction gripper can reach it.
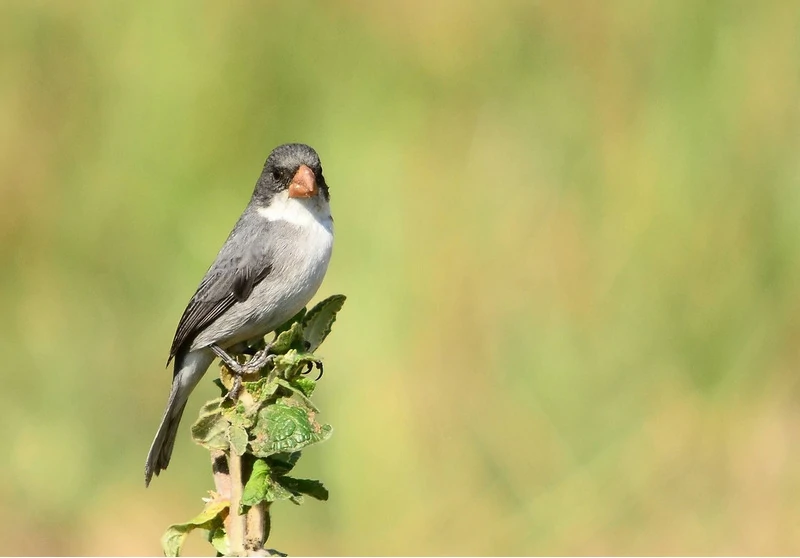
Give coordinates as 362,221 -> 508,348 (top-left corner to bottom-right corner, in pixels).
257,190 -> 333,233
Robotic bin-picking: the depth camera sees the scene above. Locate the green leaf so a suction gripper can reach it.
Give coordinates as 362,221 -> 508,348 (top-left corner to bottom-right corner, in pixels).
240,458 -> 297,513
208,527 -> 229,556
291,376 -> 316,397
278,477 -> 329,501
270,349 -> 303,378
272,350 -> 322,382
197,397 -> 225,416
162,498 -> 228,557
250,400 -> 332,457
228,425 -> 248,456
191,399 -> 230,451
241,458 -> 271,510
271,322 -> 304,354
265,481 -> 293,505
302,294 -> 346,352
266,452 -> 301,475
274,378 -> 319,412
245,377 -> 280,404
225,398 -> 260,430
273,308 -> 307,337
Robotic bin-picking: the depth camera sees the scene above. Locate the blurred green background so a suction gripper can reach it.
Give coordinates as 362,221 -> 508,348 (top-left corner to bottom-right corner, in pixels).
2,0 -> 800,555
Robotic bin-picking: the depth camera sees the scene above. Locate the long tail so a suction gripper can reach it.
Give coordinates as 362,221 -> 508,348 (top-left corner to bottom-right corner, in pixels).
145,349 -> 214,486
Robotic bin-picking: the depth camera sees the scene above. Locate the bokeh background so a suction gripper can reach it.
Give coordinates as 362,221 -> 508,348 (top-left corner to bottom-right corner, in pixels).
2,0 -> 800,555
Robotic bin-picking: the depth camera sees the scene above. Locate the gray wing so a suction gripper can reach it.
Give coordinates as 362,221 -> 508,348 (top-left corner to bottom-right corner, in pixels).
168,217 -> 273,366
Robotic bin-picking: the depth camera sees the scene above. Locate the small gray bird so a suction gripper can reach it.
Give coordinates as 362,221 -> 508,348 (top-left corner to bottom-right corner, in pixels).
145,143 -> 334,486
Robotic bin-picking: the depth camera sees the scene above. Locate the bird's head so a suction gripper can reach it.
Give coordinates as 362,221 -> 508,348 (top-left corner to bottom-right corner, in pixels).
253,143 -> 329,206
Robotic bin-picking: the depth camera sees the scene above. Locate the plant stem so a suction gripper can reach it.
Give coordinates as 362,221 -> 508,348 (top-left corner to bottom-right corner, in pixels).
228,451 -> 246,555
211,451 -> 231,500
245,502 -> 270,552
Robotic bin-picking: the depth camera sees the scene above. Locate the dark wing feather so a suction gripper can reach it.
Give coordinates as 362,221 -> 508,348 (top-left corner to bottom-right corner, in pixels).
167,218 -> 273,366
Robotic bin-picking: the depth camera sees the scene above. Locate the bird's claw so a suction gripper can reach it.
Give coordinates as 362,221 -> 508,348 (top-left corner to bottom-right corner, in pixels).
226,376 -> 243,401
212,343 -> 275,400
302,359 -> 324,381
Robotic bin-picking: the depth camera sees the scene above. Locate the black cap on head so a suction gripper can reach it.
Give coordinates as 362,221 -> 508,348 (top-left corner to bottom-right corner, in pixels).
253,143 -> 328,204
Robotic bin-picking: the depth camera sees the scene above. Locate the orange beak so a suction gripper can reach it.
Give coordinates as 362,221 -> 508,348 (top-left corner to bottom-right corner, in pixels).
288,164 -> 318,198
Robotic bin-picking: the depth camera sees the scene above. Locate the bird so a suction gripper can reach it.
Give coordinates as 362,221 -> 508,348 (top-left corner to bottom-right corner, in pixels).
144,143 -> 334,487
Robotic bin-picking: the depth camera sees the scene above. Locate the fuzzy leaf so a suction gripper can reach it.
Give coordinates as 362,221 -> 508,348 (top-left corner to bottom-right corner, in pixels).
291,376 -> 316,397
208,527 -> 229,556
250,400 -> 332,457
302,294 -> 346,352
197,398 -> 225,416
228,425 -> 248,456
241,459 -> 271,510
225,398 -> 259,429
162,498 -> 228,557
271,322 -> 304,354
191,399 -> 230,451
266,452 -> 301,475
272,350 -> 321,382
271,349 -> 303,378
265,480 -> 294,503
245,377 -> 280,404
278,477 -> 329,501
240,459 -> 295,513
275,378 -> 319,412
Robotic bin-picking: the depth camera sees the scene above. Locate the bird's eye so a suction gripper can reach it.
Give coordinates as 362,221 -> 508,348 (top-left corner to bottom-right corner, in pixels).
271,169 -> 281,181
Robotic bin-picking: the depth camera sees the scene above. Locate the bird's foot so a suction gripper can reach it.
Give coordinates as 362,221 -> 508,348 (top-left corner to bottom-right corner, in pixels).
211,344 -> 275,400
